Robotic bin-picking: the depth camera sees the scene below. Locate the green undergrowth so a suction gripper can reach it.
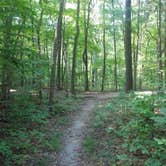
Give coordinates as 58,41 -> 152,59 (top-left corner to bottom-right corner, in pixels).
84,92 -> 166,166
0,91 -> 82,166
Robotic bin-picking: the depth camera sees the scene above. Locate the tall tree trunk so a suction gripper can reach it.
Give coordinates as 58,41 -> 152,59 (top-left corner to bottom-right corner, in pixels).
112,0 -> 118,91
37,4 -> 43,103
133,0 -> 141,90
31,6 -> 36,86
61,42 -> 65,89
65,44 -> 69,90
82,0 -> 92,91
49,0 -> 65,110
157,0 -> 162,90
164,3 -> 166,87
56,1 -> 65,90
61,18 -> 66,89
71,0 -> 80,94
101,0 -> 106,92
124,0 -> 133,91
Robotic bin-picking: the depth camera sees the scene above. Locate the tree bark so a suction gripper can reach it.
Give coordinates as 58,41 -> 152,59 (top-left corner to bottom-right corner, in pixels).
49,0 -> 65,110
82,0 -> 92,91
37,3 -> 43,103
164,3 -> 166,87
112,0 -> 118,91
157,0 -> 162,90
71,0 -> 80,94
124,0 -> 133,91
133,0 -> 141,90
101,0 -> 106,92
56,1 -> 65,90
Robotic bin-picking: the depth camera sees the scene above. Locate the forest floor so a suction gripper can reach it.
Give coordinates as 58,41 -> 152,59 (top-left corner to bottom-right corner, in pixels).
2,91 -> 165,165
55,92 -> 118,166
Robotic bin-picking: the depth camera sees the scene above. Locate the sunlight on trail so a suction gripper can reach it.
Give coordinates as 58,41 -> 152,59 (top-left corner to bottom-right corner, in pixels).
135,91 -> 153,95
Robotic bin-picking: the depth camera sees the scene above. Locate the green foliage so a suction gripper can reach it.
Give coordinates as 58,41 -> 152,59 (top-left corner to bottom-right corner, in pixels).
116,154 -> 131,163
0,92 -> 81,165
42,133 -> 61,151
151,108 -> 166,127
86,93 -> 166,165
154,138 -> 166,145
7,95 -> 49,126
144,158 -> 161,166
84,137 -> 96,153
118,94 -> 166,164
33,158 -> 48,166
93,109 -> 109,128
0,0 -> 165,165
52,96 -> 80,115
0,131 -> 31,166
0,141 -> 12,163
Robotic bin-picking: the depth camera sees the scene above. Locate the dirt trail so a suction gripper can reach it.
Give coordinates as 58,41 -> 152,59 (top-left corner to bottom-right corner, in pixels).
56,92 -> 117,166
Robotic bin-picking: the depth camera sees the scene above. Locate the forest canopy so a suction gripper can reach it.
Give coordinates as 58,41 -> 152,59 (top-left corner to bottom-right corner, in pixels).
0,0 -> 165,101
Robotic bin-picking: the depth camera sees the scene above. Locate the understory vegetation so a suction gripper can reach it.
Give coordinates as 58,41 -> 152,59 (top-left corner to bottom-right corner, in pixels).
84,92 -> 166,166
0,91 -> 81,166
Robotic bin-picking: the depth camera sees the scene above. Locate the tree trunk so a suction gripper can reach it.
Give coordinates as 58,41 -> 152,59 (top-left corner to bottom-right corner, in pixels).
71,0 -> 80,94
49,0 -> 65,110
101,0 -> 106,92
37,4 -> 43,103
82,0 -> 92,91
133,0 -> 141,90
112,0 -> 118,91
30,3 -> 36,86
56,1 -> 65,90
124,0 -> 133,91
164,3 -> 166,87
157,0 -> 162,90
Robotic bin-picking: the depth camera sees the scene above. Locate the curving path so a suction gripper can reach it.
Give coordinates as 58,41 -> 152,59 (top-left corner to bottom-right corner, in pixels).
56,92 -> 117,166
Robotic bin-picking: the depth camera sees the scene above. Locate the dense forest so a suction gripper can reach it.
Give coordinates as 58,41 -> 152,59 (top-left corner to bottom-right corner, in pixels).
0,0 -> 166,165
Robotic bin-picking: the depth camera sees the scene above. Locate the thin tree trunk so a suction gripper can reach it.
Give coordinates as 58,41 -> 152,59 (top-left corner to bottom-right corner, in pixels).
133,0 -> 141,90
61,18 -> 66,89
164,3 -> 166,87
61,38 -> 64,89
65,44 -> 69,90
157,0 -> 162,90
61,44 -> 65,89
101,0 -> 106,92
112,0 -> 118,91
82,0 -> 92,91
71,0 -> 80,94
37,4 -> 43,103
31,11 -> 36,86
133,35 -> 136,89
92,69 -> 95,88
62,43 -> 67,89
